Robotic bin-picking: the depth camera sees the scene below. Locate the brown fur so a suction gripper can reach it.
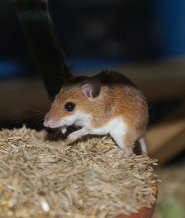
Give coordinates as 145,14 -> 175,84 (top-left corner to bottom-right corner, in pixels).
45,71 -> 148,151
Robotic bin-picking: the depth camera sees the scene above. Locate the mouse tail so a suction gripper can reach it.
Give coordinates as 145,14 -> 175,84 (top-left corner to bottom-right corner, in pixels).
138,137 -> 148,155
14,0 -> 73,101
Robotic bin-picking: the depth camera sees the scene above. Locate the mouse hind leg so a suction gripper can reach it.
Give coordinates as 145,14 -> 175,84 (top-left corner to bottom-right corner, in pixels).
110,129 -> 134,157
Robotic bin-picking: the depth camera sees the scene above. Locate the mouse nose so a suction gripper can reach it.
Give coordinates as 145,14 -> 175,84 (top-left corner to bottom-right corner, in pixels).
43,119 -> 52,128
44,116 -> 60,128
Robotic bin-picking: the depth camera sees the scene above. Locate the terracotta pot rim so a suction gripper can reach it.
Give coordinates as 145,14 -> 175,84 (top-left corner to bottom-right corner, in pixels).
114,186 -> 158,218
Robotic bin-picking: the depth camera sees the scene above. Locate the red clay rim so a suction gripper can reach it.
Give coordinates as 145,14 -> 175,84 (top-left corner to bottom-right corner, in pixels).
114,186 -> 158,218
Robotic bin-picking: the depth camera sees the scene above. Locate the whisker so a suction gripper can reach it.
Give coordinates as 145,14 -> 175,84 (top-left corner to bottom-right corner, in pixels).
23,114 -> 43,120
9,108 -> 45,119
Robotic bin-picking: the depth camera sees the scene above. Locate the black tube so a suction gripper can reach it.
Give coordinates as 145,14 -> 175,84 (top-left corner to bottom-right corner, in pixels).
14,0 -> 72,101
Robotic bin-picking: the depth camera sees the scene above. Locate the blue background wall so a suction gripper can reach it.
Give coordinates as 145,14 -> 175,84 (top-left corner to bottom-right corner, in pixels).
1,0 -> 185,78
154,0 -> 185,58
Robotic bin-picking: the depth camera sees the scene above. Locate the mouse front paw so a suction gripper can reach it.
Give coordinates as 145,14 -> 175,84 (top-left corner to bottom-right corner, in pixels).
66,132 -> 78,144
66,127 -> 89,145
61,127 -> 67,134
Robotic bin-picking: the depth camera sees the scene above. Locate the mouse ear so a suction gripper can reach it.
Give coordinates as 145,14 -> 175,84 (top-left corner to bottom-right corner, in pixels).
81,78 -> 101,98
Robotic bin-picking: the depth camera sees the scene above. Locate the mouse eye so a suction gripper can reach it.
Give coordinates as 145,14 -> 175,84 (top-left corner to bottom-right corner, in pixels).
64,102 -> 75,112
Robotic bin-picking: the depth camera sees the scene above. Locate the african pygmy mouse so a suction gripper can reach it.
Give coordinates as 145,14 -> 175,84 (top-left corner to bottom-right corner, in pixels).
44,70 -> 148,157
15,0 -> 148,156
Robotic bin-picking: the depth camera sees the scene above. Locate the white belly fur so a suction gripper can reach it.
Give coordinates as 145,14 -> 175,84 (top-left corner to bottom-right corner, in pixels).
90,117 -> 128,149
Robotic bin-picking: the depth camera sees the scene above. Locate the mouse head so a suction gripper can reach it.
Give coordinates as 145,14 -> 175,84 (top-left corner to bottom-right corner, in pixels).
44,77 -> 101,129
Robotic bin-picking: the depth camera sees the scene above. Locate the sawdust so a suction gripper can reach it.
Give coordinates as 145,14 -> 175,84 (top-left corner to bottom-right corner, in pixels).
0,126 -> 158,218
